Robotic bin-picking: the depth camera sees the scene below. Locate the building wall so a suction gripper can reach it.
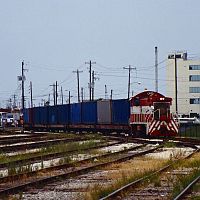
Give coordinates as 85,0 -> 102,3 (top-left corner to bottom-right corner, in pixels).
166,52 -> 200,117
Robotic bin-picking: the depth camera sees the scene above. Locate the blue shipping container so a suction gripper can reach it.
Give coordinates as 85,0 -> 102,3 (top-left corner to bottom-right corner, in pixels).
40,107 -> 48,124
57,104 -> 69,124
23,108 -> 29,124
112,99 -> 130,124
33,107 -> 40,124
70,103 -> 81,124
82,101 -> 97,124
33,106 -> 48,124
48,106 -> 58,124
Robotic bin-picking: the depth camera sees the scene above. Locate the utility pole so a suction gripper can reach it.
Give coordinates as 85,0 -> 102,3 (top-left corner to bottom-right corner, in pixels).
110,89 -> 113,100
48,94 -> 51,104
85,60 -> 96,101
91,70 -> 99,101
175,55 -> 178,113
12,94 -> 16,108
68,91 -> 71,105
73,69 -> 83,103
55,81 -> 58,105
123,65 -> 136,99
105,85 -> 108,99
50,83 -> 56,106
21,61 -> 25,110
30,81 -> 33,108
61,86 -> 63,105
81,87 -> 84,102
155,46 -> 158,92
92,71 -> 95,100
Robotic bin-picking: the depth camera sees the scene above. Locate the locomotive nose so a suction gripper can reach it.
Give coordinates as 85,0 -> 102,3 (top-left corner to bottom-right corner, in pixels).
160,122 -> 168,135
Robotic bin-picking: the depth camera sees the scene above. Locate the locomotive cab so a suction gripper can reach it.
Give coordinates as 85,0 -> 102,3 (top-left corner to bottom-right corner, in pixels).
153,102 -> 170,121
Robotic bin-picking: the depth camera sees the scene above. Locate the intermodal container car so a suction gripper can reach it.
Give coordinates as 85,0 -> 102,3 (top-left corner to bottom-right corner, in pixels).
82,101 -> 97,124
23,108 -> 29,124
57,104 -> 69,124
112,99 -> 130,124
48,106 -> 57,124
97,100 -> 111,124
70,103 -> 81,124
33,106 -> 48,125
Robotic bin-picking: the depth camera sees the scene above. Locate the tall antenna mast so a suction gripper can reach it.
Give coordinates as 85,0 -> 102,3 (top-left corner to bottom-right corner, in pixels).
155,46 -> 158,92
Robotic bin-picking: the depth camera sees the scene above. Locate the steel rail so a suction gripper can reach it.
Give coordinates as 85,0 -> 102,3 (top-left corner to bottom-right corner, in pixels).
174,137 -> 200,145
99,148 -> 200,200
173,175 -> 200,200
0,141 -> 122,168
0,137 -> 91,153
0,144 -> 146,183
0,144 -> 161,196
0,134 -> 42,141
0,135 -> 74,145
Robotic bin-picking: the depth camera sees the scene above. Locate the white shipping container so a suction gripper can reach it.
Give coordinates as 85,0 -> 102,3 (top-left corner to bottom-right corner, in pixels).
97,100 -> 112,124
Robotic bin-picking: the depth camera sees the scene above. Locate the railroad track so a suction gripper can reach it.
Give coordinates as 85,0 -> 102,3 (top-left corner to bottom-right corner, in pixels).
0,135 -> 75,145
99,148 -> 199,200
173,175 -> 200,200
0,140 -> 122,168
174,136 -> 200,145
0,137 -> 95,153
0,143 -> 161,198
0,143 -> 145,183
104,134 -> 200,147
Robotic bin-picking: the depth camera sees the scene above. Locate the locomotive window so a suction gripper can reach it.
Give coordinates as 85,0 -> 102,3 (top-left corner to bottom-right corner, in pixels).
154,109 -> 159,120
133,98 -> 140,106
154,103 -> 170,119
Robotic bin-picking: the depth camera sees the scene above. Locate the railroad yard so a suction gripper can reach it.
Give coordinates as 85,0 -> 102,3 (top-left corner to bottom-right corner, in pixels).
1,0 -> 200,199
0,129 -> 198,200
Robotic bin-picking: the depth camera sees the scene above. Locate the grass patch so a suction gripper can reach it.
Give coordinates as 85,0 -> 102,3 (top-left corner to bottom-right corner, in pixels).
171,153 -> 200,198
86,158 -> 168,200
172,169 -> 200,198
8,163 -> 33,176
0,139 -> 105,177
163,141 -> 177,148
0,139 -> 104,165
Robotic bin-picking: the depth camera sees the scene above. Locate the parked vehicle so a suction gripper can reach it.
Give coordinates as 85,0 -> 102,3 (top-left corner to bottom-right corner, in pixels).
178,117 -> 200,124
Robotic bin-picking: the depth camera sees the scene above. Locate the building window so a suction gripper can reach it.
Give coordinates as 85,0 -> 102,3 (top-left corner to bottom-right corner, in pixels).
189,75 -> 200,81
189,87 -> 200,93
190,98 -> 200,104
189,65 -> 200,70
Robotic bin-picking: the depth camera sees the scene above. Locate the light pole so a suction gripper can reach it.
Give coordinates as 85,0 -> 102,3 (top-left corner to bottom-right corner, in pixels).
130,82 -> 141,96
174,53 -> 182,114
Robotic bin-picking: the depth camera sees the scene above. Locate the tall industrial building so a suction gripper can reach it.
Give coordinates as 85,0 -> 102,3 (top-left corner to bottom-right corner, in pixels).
166,51 -> 200,117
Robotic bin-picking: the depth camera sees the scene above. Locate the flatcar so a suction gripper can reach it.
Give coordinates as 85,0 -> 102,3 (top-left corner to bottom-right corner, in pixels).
130,91 -> 179,137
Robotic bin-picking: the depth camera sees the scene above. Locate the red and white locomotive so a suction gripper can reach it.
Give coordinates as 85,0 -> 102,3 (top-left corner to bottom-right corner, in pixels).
129,91 -> 179,137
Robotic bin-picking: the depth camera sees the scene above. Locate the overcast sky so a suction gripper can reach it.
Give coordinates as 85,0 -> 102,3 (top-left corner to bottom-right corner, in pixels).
0,0 -> 200,107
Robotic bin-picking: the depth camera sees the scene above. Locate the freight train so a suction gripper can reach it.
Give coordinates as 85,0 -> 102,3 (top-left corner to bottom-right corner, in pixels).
23,91 -> 179,137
